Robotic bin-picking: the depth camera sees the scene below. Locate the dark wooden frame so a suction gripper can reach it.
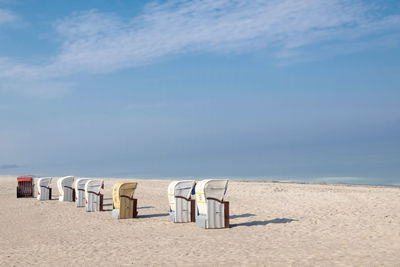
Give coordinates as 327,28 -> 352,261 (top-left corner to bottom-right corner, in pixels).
191,199 -> 196,222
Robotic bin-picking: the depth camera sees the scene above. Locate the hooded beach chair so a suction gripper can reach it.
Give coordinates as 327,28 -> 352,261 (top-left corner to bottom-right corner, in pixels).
74,178 -> 89,207
168,180 -> 196,223
16,176 -> 35,198
195,179 -> 229,229
84,180 -> 104,212
36,177 -> 52,200
111,182 -> 138,219
57,176 -> 75,202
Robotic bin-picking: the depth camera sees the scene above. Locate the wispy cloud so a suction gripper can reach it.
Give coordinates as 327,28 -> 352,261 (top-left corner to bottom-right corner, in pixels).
0,8 -> 19,25
1,0 -> 400,96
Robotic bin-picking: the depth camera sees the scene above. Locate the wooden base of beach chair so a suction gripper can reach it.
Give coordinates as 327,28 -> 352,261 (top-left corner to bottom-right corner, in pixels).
117,197 -> 137,219
85,192 -> 103,211
38,187 -> 52,200
60,186 -> 75,202
16,187 -> 34,198
16,180 -> 34,198
196,200 -> 230,229
169,197 -> 195,223
75,189 -> 85,207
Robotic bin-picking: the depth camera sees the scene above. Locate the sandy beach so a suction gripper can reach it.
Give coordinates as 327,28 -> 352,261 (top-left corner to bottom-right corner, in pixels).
0,175 -> 399,266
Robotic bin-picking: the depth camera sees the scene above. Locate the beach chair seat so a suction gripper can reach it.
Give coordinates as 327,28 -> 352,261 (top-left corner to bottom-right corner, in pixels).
112,182 -> 138,219
85,180 -> 104,212
36,177 -> 52,200
168,180 -> 196,223
195,179 -> 230,229
74,178 -> 89,207
16,176 -> 34,198
57,176 -> 75,202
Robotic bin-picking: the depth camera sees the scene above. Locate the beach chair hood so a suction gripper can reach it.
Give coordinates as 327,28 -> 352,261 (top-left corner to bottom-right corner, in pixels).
74,178 -> 89,206
196,179 -> 228,200
84,180 -> 103,201
17,176 -> 33,182
74,178 -> 89,191
37,177 -> 52,191
168,180 -> 195,213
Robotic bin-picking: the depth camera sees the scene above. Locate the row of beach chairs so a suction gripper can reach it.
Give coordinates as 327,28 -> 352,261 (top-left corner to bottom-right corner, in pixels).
16,176 -> 230,229
37,176 -> 105,211
17,176 -> 105,211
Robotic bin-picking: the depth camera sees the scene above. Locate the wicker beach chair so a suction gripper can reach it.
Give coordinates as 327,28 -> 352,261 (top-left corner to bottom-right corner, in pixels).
111,182 -> 138,219
57,176 -> 75,202
36,177 -> 52,200
16,176 -> 35,198
84,180 -> 104,212
74,178 -> 89,207
195,179 -> 230,229
168,180 -> 196,223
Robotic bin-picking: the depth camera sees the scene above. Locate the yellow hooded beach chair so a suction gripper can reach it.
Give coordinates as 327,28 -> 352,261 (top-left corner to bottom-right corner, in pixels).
112,182 -> 138,219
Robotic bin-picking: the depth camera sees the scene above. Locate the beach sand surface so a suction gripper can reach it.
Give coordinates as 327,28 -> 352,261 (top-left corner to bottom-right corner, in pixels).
0,175 -> 399,266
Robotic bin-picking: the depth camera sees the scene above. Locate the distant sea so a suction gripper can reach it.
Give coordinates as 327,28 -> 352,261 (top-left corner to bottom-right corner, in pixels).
1,165 -> 399,187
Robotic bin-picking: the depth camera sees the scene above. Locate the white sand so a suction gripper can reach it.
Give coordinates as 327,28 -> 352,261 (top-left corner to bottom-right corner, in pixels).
0,175 -> 399,266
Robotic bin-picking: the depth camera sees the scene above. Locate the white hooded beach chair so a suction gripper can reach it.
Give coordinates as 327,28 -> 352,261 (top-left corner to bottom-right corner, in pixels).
168,180 -> 196,223
195,179 -> 229,229
85,180 -> 104,212
36,177 -> 52,200
74,178 -> 89,207
111,182 -> 138,219
57,176 -> 75,202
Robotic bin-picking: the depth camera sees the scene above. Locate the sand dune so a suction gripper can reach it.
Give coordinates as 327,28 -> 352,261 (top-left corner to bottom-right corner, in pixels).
0,175 -> 399,266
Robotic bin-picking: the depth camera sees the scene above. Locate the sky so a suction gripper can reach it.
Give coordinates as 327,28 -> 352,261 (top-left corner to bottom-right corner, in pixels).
0,0 -> 400,185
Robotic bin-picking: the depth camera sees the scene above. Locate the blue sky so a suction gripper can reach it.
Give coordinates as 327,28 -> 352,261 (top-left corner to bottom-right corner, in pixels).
0,0 -> 399,184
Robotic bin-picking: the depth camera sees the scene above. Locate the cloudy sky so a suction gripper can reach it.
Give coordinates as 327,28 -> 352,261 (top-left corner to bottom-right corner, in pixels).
1,0 -> 399,184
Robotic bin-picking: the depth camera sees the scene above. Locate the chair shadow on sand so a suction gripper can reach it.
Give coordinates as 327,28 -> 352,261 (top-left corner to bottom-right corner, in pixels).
230,213 -> 256,219
231,218 -> 298,228
138,206 -> 155,209
138,213 -> 169,219
102,205 -> 155,212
